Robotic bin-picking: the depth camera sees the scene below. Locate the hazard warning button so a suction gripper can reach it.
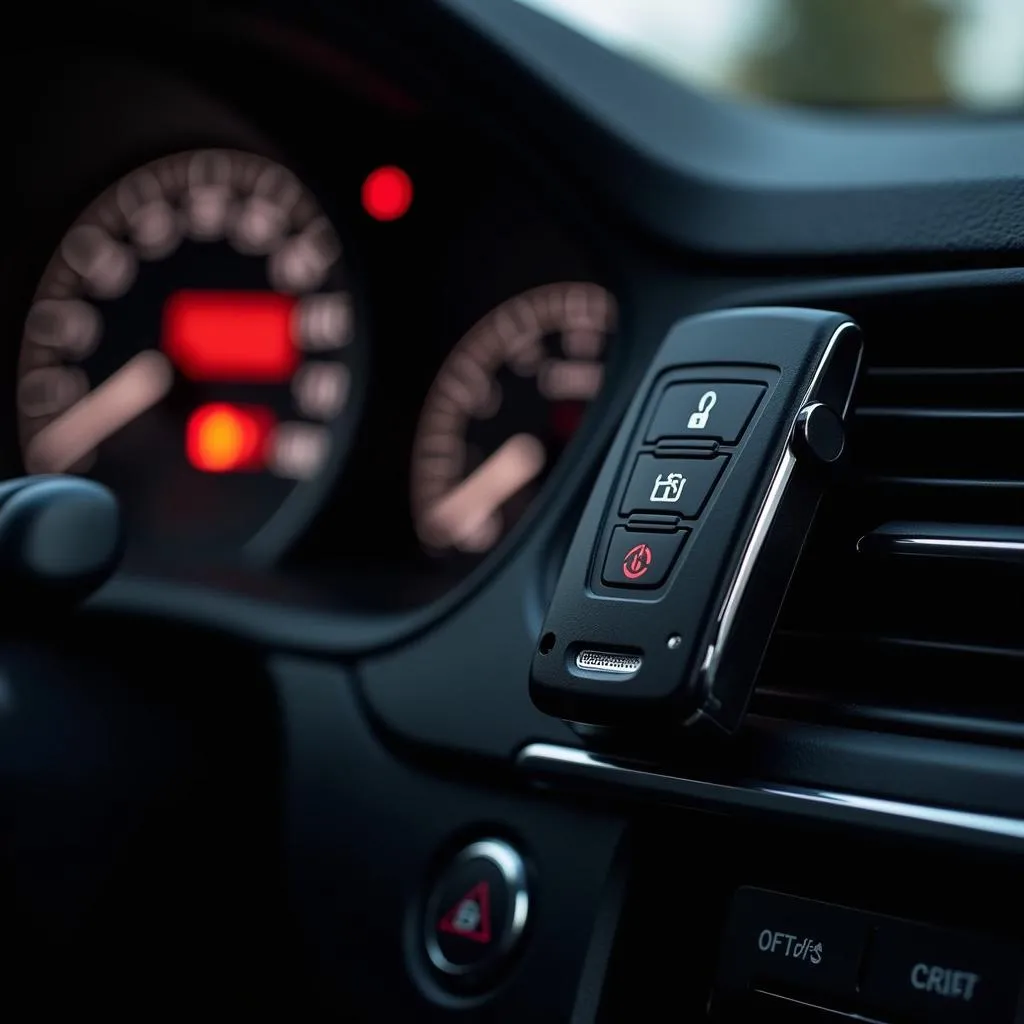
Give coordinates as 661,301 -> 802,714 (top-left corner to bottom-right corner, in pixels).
423,839 -> 530,985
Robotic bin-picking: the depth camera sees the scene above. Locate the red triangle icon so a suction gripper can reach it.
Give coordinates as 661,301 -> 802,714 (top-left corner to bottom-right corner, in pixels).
438,881 -> 492,944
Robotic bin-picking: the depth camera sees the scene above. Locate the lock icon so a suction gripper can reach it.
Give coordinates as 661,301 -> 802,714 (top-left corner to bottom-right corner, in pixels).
687,390 -> 718,430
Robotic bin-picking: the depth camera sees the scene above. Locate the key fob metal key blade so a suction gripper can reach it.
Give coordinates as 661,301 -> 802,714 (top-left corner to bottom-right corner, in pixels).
529,307 -> 863,744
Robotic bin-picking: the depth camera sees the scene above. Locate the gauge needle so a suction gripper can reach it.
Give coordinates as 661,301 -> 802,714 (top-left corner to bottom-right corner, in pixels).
425,433 -> 547,546
25,350 -> 174,474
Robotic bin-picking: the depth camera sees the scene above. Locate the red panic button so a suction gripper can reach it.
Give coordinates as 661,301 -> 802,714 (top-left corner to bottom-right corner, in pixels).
186,403 -> 275,472
623,543 -> 652,579
601,527 -> 689,588
163,290 -> 298,382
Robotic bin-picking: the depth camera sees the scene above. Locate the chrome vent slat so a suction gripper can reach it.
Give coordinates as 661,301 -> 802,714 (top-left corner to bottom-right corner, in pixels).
777,630 -> 1024,661
867,366 -> 1024,377
857,522 -> 1024,566
770,628 -> 1024,666
856,407 -> 1024,420
861,475 -> 1024,490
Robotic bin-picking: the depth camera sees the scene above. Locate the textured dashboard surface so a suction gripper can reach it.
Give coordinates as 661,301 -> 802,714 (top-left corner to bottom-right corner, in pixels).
442,0 -> 1024,259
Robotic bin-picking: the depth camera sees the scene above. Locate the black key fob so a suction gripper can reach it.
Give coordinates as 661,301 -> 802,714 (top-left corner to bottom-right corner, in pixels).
529,307 -> 863,740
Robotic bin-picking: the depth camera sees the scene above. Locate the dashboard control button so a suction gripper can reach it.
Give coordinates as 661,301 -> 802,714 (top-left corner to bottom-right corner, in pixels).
862,920 -> 1023,1023
647,382 -> 765,444
717,888 -> 869,1001
601,526 -> 688,588
423,839 -> 529,987
620,454 -> 726,518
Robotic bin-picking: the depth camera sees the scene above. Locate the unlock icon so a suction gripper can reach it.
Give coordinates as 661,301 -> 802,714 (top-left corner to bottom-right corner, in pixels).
687,390 -> 718,430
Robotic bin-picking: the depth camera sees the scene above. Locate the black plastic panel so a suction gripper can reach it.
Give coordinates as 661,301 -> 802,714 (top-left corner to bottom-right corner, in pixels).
0,628 -> 289,1015
600,814 -> 1024,1022
441,0 -> 1024,261
273,656 -> 625,1020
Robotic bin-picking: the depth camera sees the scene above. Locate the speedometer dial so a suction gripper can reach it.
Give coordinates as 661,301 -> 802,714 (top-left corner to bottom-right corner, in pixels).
411,282 -> 615,555
17,149 -> 360,563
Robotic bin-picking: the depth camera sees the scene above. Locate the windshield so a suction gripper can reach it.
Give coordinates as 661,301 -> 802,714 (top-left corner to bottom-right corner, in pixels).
519,0 -> 1024,111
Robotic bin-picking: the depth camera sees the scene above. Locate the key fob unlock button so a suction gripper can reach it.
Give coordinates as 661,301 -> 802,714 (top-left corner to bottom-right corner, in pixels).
647,382 -> 766,444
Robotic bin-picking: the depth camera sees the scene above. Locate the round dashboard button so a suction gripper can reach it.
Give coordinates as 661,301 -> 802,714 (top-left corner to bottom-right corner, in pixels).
423,839 -> 529,985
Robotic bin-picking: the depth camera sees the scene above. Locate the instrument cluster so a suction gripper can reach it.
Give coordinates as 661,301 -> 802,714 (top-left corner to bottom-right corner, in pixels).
4,21 -> 620,607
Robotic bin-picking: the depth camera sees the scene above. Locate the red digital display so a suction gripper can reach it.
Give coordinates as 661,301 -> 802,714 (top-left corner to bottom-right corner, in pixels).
162,290 -> 298,382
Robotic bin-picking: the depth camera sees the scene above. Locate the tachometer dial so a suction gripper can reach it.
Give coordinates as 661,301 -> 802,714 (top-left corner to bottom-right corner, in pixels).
411,282 -> 615,555
17,149 -> 360,562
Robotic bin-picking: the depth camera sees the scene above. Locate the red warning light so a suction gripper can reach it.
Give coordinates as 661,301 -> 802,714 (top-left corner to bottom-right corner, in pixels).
622,543 -> 652,580
186,403 -> 275,473
163,290 -> 298,383
361,165 -> 413,221
438,881 -> 492,944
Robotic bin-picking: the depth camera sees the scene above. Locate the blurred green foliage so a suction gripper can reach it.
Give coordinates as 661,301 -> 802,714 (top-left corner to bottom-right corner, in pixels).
740,0 -> 953,107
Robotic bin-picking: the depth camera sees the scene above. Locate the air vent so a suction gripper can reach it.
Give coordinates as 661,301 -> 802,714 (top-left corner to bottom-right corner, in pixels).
756,281 -> 1024,744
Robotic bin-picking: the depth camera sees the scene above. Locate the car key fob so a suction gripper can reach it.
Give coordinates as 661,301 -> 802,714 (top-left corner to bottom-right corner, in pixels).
529,307 -> 863,740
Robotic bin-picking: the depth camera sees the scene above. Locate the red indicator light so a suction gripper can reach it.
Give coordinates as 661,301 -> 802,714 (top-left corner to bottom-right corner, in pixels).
361,165 -> 413,221
162,290 -> 298,382
622,543 -> 652,580
186,403 -> 275,473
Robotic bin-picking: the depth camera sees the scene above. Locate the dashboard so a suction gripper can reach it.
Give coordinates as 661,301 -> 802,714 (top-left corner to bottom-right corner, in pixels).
5,1 -> 1024,1022
7,11 -> 619,608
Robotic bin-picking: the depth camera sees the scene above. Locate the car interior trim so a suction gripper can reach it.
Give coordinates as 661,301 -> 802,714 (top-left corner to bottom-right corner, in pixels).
517,742 -> 1024,854
699,321 -> 859,695
857,521 -> 1024,566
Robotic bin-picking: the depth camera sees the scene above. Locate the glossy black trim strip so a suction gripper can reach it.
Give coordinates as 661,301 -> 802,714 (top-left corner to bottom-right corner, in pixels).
517,742 -> 1024,854
857,522 -> 1024,565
